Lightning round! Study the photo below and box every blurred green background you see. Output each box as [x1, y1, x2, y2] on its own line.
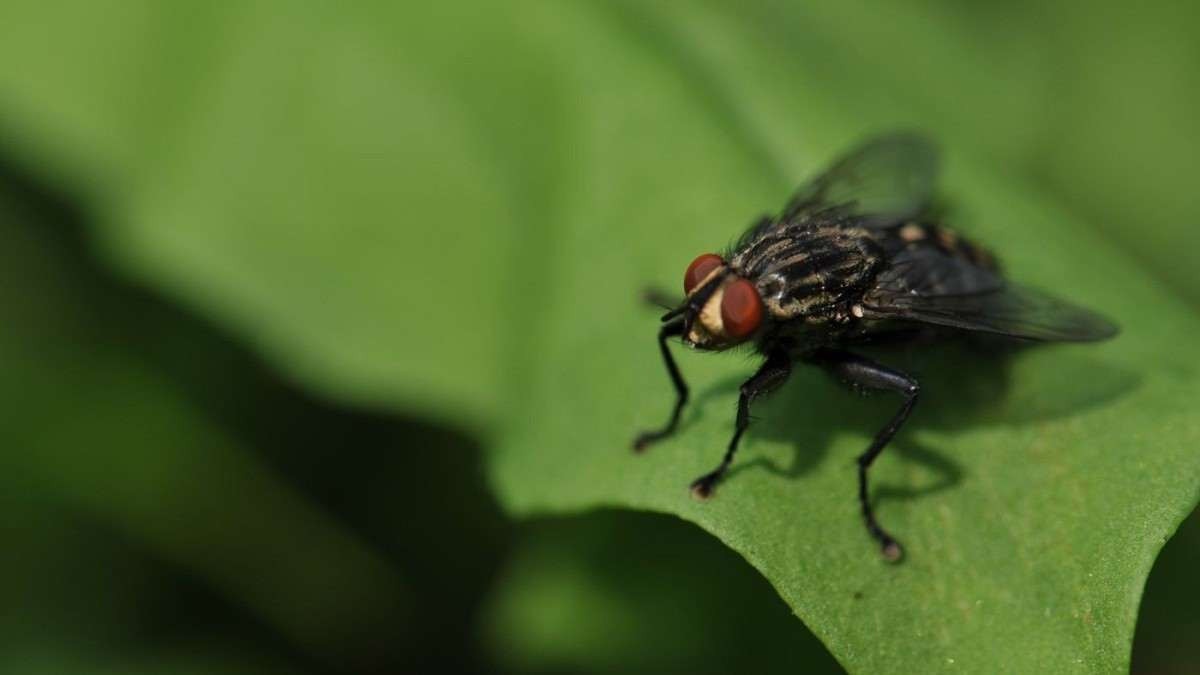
[0, 1, 1197, 673]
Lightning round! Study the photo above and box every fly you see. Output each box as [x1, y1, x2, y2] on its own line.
[633, 133, 1117, 562]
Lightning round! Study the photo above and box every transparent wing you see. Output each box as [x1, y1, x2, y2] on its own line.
[864, 249, 1117, 342]
[782, 132, 939, 228]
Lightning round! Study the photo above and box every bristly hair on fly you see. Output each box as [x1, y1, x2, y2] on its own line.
[632, 132, 1117, 562]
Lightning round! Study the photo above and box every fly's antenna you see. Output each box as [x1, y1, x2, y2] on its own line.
[660, 305, 688, 322]
[641, 288, 681, 313]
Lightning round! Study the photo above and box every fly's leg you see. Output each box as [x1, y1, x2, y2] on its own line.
[812, 349, 919, 562]
[633, 319, 688, 451]
[690, 351, 792, 499]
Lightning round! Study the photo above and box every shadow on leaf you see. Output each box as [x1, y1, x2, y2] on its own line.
[679, 335, 1139, 507]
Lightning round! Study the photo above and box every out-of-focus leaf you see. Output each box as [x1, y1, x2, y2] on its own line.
[1025, 1, 1200, 305]
[0, 187, 409, 668]
[0, 649, 293, 675]
[0, 3, 546, 428]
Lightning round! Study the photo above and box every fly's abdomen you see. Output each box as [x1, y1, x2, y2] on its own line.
[894, 222, 998, 272]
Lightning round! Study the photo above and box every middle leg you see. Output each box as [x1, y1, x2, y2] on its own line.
[810, 348, 920, 562]
[690, 350, 792, 499]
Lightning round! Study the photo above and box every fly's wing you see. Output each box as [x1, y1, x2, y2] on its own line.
[782, 132, 939, 228]
[863, 248, 1118, 342]
[734, 133, 938, 250]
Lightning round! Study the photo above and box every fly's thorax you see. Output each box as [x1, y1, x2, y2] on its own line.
[732, 225, 882, 324]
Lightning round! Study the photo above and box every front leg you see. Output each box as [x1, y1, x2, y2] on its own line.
[690, 351, 792, 499]
[811, 349, 920, 562]
[633, 318, 688, 451]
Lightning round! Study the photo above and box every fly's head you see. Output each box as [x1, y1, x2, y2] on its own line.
[665, 253, 764, 350]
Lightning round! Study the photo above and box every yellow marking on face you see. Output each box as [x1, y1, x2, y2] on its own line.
[683, 265, 729, 346]
[691, 283, 727, 343]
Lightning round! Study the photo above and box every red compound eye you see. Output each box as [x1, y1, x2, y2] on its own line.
[720, 278, 763, 340]
[684, 253, 724, 294]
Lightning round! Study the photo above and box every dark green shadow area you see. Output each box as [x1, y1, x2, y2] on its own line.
[482, 509, 844, 675]
[1133, 509, 1200, 674]
[683, 336, 1138, 505]
[0, 156, 508, 673]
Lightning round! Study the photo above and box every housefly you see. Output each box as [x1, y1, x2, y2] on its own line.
[633, 133, 1117, 561]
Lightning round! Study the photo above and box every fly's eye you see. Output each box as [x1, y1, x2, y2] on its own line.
[684, 253, 724, 294]
[720, 278, 763, 340]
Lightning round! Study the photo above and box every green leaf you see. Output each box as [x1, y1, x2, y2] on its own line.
[480, 7, 1200, 672]
[1, 1, 1198, 673]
